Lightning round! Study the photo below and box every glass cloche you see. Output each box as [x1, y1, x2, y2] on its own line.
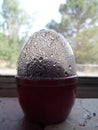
[17, 29, 76, 79]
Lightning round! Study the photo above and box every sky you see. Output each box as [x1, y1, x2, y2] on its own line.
[0, 0, 65, 34]
[18, 0, 65, 34]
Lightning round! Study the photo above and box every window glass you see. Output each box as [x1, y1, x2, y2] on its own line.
[0, 0, 98, 76]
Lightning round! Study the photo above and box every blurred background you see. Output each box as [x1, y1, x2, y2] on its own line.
[0, 0, 98, 76]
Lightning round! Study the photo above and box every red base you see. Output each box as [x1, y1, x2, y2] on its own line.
[16, 76, 77, 125]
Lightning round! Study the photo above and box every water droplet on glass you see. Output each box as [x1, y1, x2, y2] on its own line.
[50, 36, 55, 41]
[53, 64, 56, 67]
[38, 49, 42, 53]
[39, 57, 43, 62]
[34, 58, 37, 60]
[45, 56, 48, 59]
[65, 72, 68, 76]
[41, 32, 46, 37]
[50, 54, 53, 58]
[34, 42, 37, 45]
[33, 58, 37, 63]
[42, 52, 45, 55]
[69, 65, 72, 70]
[47, 43, 51, 47]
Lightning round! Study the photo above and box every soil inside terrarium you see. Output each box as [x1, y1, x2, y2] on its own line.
[25, 58, 68, 79]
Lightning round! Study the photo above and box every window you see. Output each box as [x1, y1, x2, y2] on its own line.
[0, 0, 98, 97]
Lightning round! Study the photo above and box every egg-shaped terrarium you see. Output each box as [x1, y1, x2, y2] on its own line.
[16, 29, 77, 125]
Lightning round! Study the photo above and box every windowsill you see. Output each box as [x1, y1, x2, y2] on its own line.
[0, 98, 98, 130]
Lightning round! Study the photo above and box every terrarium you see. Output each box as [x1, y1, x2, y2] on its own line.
[16, 29, 77, 124]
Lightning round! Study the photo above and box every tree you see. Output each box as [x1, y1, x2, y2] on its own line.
[0, 0, 32, 64]
[73, 27, 98, 64]
[46, 0, 98, 64]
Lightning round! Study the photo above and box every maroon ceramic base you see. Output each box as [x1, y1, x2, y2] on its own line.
[16, 76, 77, 125]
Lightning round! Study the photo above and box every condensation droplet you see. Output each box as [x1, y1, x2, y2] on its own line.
[69, 65, 72, 70]
[41, 32, 46, 37]
[34, 58, 37, 61]
[50, 54, 53, 58]
[38, 49, 42, 53]
[50, 36, 55, 41]
[33, 58, 37, 63]
[34, 42, 37, 45]
[39, 57, 43, 62]
[65, 71, 68, 76]
[42, 52, 45, 55]
[47, 43, 51, 47]
[53, 64, 56, 67]
[45, 56, 48, 59]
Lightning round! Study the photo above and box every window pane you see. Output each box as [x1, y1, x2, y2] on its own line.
[0, 0, 98, 76]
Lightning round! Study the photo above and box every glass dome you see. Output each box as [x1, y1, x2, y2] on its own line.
[17, 29, 76, 79]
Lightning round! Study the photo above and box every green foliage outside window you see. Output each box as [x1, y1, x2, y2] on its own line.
[0, 0, 31, 65]
[46, 0, 98, 64]
[0, 0, 98, 65]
